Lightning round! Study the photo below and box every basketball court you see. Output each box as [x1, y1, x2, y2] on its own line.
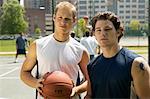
[0, 52, 148, 99]
[0, 56, 35, 99]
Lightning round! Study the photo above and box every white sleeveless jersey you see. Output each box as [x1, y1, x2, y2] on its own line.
[36, 34, 86, 85]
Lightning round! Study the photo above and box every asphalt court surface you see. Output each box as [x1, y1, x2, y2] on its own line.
[0, 53, 148, 99]
[0, 56, 35, 99]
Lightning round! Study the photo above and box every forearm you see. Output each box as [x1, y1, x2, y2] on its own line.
[75, 80, 88, 94]
[20, 71, 37, 88]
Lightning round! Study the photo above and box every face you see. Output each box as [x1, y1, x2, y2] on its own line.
[54, 6, 75, 34]
[94, 20, 120, 48]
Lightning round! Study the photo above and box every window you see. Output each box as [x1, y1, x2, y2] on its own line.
[101, 6, 105, 8]
[138, 5, 145, 8]
[126, 5, 130, 8]
[138, 16, 145, 19]
[132, 0, 136, 2]
[126, 16, 130, 18]
[94, 0, 99, 3]
[119, 11, 124, 13]
[79, 1, 86, 4]
[132, 16, 136, 18]
[138, 10, 145, 14]
[101, 0, 105, 3]
[79, 11, 87, 15]
[79, 6, 86, 10]
[139, 0, 145, 3]
[132, 10, 136, 13]
[126, 11, 130, 13]
[120, 5, 124, 8]
[95, 6, 99, 9]
[132, 5, 136, 8]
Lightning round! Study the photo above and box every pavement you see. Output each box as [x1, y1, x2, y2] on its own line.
[0, 56, 86, 99]
[0, 56, 35, 99]
[0, 39, 148, 99]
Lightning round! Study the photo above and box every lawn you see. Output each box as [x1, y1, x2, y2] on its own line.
[0, 40, 148, 58]
[0, 40, 16, 52]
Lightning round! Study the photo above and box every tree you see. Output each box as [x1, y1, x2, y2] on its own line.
[73, 18, 88, 38]
[35, 27, 41, 36]
[129, 20, 140, 30]
[0, 0, 28, 35]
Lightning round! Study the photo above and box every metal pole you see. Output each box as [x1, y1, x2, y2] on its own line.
[52, 0, 54, 33]
[148, 0, 150, 65]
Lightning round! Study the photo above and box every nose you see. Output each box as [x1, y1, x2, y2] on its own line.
[60, 19, 67, 25]
[101, 30, 107, 37]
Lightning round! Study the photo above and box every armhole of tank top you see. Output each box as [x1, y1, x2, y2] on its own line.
[130, 81, 139, 99]
[90, 55, 100, 69]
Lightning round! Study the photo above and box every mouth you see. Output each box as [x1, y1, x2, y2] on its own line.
[100, 38, 108, 41]
[60, 26, 66, 28]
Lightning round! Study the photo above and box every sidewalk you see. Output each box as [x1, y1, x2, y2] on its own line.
[0, 51, 28, 55]
[0, 52, 16, 55]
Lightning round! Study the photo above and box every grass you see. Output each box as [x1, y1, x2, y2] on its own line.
[0, 40, 148, 57]
[125, 46, 148, 50]
[0, 40, 16, 52]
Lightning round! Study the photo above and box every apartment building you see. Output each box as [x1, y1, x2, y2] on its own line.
[23, 0, 76, 36]
[77, 0, 148, 28]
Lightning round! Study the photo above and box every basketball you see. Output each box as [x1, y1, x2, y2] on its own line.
[41, 71, 74, 99]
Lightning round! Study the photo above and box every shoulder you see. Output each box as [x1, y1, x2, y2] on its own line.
[132, 57, 150, 73]
[120, 48, 140, 60]
[131, 57, 150, 81]
[36, 35, 52, 45]
[131, 57, 150, 98]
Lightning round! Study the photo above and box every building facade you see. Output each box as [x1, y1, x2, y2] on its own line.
[77, 0, 148, 28]
[1, 0, 149, 36]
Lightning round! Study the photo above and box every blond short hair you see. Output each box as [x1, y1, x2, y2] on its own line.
[54, 1, 77, 18]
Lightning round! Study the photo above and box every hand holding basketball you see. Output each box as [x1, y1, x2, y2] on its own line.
[40, 71, 74, 99]
[36, 77, 44, 94]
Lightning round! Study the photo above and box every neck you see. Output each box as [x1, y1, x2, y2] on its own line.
[53, 33, 69, 42]
[102, 45, 121, 58]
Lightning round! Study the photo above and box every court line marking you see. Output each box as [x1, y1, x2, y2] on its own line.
[0, 67, 19, 77]
[0, 77, 19, 79]
[0, 63, 22, 67]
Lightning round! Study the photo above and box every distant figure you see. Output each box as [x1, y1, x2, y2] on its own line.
[80, 31, 99, 60]
[70, 31, 80, 42]
[15, 33, 27, 62]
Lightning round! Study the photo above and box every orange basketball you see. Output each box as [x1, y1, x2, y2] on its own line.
[41, 71, 74, 99]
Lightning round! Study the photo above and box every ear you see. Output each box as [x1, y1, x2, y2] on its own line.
[53, 14, 55, 22]
[117, 27, 124, 37]
[73, 17, 77, 23]
[72, 17, 77, 26]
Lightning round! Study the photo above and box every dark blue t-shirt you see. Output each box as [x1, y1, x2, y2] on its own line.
[87, 48, 139, 98]
[16, 36, 26, 49]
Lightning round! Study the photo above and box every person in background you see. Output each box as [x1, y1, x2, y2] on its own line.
[15, 32, 28, 63]
[20, 1, 90, 99]
[70, 31, 80, 42]
[80, 31, 99, 60]
[86, 11, 150, 99]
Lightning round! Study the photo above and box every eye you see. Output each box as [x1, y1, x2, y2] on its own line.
[95, 29, 101, 32]
[105, 28, 111, 31]
[58, 17, 62, 20]
[64, 18, 71, 22]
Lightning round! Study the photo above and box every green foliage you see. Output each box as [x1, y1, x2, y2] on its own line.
[35, 27, 41, 35]
[129, 20, 140, 30]
[73, 18, 88, 38]
[0, 0, 28, 35]
[0, 40, 16, 52]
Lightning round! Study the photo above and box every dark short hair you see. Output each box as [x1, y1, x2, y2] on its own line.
[91, 11, 124, 42]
